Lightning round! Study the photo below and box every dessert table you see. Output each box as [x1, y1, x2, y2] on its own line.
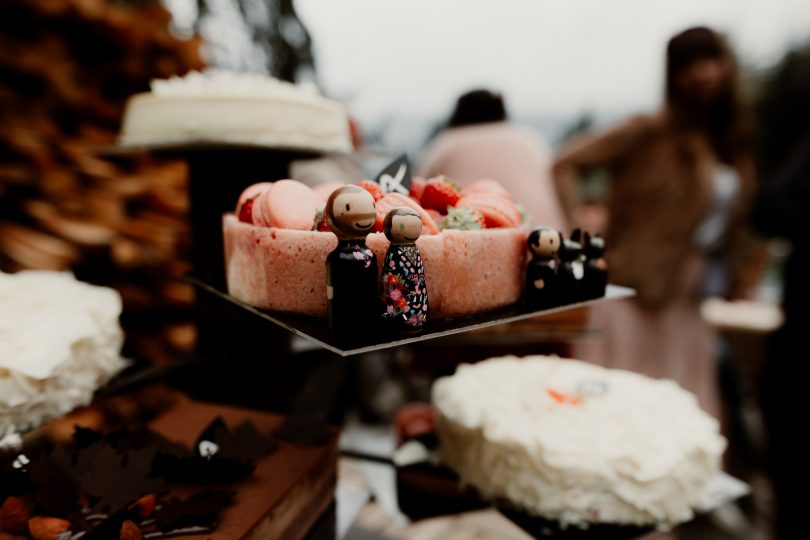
[104, 140, 705, 540]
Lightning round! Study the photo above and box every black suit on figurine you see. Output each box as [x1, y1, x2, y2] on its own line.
[524, 227, 563, 309]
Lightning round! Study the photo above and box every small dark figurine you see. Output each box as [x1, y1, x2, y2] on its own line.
[380, 207, 428, 332]
[557, 235, 585, 304]
[325, 185, 378, 334]
[524, 226, 563, 309]
[583, 232, 608, 299]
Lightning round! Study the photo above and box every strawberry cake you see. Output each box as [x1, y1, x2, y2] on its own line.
[223, 177, 528, 318]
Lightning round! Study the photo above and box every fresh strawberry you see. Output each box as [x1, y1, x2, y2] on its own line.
[421, 176, 461, 212]
[312, 208, 331, 232]
[374, 212, 385, 233]
[238, 197, 256, 224]
[456, 194, 521, 228]
[375, 193, 441, 235]
[409, 177, 426, 203]
[462, 178, 512, 199]
[440, 207, 485, 230]
[355, 180, 384, 202]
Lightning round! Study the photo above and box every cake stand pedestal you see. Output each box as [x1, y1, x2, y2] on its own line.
[109, 143, 327, 412]
[141, 143, 321, 286]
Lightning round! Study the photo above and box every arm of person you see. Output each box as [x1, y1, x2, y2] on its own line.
[552, 115, 651, 226]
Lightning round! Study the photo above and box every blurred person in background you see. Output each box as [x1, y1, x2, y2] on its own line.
[418, 89, 567, 230]
[553, 27, 756, 417]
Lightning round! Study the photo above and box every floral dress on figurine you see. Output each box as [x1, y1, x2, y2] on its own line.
[380, 208, 428, 332]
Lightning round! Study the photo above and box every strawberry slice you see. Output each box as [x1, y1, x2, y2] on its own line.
[456, 194, 521, 228]
[409, 177, 426, 203]
[462, 178, 513, 199]
[238, 197, 256, 224]
[375, 193, 441, 235]
[547, 388, 581, 405]
[421, 175, 461, 212]
[312, 208, 331, 232]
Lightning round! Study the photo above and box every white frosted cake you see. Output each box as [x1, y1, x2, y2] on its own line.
[119, 70, 352, 153]
[432, 356, 726, 529]
[0, 271, 126, 436]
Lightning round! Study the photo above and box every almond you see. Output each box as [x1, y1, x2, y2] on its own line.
[28, 517, 70, 540]
[120, 520, 142, 540]
[1, 496, 32, 535]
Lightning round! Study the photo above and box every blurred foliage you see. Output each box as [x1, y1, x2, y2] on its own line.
[194, 0, 314, 81]
[0, 0, 204, 363]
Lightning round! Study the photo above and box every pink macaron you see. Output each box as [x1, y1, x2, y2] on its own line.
[252, 179, 322, 230]
[237, 182, 275, 212]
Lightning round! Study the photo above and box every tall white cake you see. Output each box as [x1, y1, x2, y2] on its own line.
[0, 271, 126, 436]
[432, 356, 726, 528]
[119, 71, 352, 153]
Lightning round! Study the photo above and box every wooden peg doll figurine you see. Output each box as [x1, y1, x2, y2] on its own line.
[524, 226, 563, 309]
[557, 235, 585, 304]
[325, 185, 379, 334]
[583, 232, 608, 299]
[380, 207, 428, 333]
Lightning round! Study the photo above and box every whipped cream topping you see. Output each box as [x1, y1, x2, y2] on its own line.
[151, 70, 322, 102]
[0, 271, 126, 434]
[432, 356, 726, 528]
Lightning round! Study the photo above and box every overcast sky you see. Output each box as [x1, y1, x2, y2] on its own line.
[296, 0, 810, 132]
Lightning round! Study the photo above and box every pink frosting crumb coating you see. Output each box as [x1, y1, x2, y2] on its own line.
[223, 214, 527, 317]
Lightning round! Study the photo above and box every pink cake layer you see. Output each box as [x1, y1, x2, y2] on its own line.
[223, 214, 527, 318]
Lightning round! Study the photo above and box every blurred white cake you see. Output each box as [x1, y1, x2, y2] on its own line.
[0, 271, 126, 436]
[432, 356, 726, 529]
[119, 70, 352, 153]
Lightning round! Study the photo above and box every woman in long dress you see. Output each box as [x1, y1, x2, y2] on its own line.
[553, 27, 756, 417]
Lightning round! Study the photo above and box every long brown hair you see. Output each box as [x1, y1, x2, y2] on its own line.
[665, 27, 750, 164]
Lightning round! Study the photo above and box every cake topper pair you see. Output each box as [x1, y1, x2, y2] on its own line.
[324, 185, 427, 335]
[525, 227, 607, 309]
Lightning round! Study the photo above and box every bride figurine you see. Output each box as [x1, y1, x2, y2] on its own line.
[380, 207, 428, 333]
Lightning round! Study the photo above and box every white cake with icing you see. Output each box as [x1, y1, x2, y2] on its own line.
[119, 70, 351, 153]
[432, 356, 726, 528]
[0, 271, 126, 436]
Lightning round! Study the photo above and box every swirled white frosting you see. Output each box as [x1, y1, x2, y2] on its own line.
[0, 271, 126, 434]
[432, 356, 726, 528]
